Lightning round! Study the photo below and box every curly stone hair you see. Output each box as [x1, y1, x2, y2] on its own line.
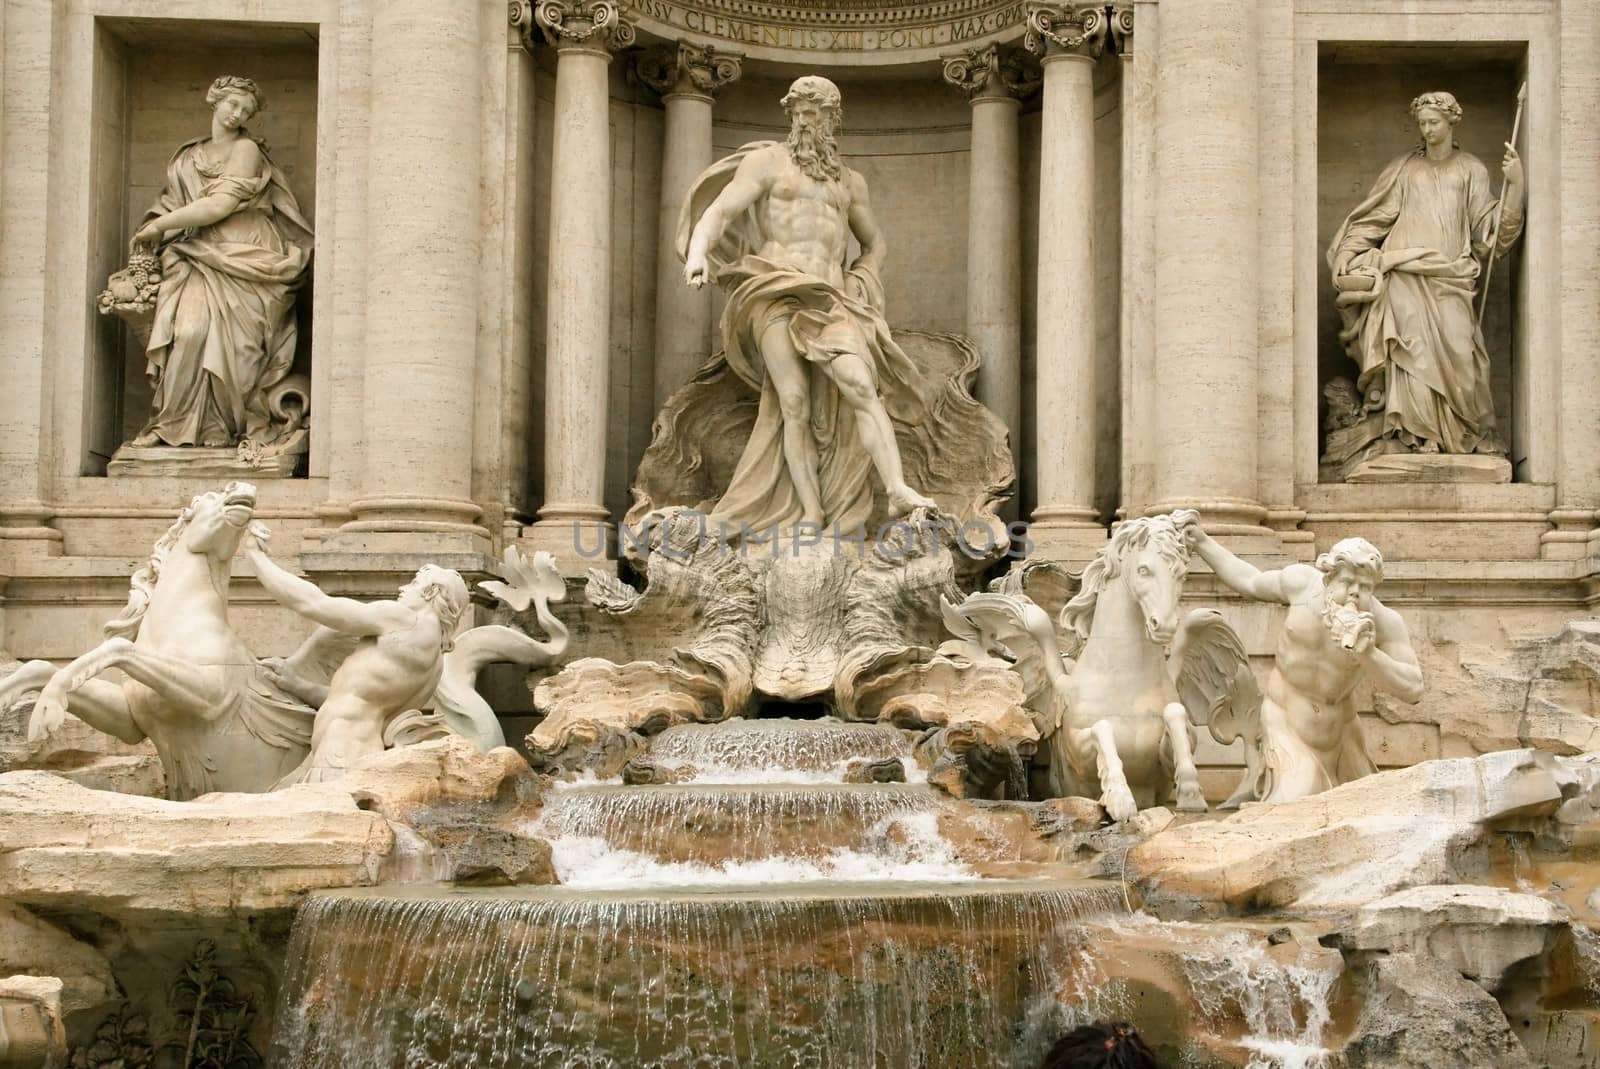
[1409, 90, 1462, 125]
[1316, 536, 1384, 582]
[205, 75, 264, 115]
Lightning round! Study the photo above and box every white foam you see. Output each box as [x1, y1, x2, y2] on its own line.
[545, 810, 978, 889]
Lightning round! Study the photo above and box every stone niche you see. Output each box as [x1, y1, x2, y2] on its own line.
[1315, 43, 1526, 484]
[85, 18, 319, 476]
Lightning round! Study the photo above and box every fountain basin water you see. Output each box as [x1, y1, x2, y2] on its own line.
[272, 879, 1126, 1069]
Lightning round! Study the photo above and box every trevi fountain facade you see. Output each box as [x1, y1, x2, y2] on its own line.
[2, 1, 1600, 1066]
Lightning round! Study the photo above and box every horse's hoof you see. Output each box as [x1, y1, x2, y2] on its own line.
[1103, 790, 1139, 824]
[1176, 788, 1208, 813]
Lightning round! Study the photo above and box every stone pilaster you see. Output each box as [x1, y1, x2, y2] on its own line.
[1547, 0, 1600, 560]
[517, 0, 634, 567]
[1115, 1, 1155, 520]
[638, 43, 743, 413]
[1146, 0, 1276, 548]
[1024, 3, 1108, 559]
[0, 0, 60, 561]
[328, 0, 490, 557]
[942, 46, 1037, 517]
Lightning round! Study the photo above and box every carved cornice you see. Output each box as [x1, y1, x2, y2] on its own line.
[510, 0, 637, 52]
[1023, 3, 1109, 60]
[1110, 4, 1133, 58]
[638, 0, 1021, 30]
[941, 44, 1041, 102]
[636, 42, 744, 98]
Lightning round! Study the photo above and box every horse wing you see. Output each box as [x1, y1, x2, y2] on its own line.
[939, 592, 1067, 719]
[1172, 608, 1261, 745]
[276, 625, 361, 690]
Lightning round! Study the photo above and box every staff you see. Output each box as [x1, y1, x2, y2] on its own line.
[1476, 81, 1527, 333]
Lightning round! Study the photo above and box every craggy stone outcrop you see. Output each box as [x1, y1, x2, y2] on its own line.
[1128, 749, 1567, 912]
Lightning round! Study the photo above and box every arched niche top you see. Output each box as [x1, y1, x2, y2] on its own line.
[627, 0, 1028, 66]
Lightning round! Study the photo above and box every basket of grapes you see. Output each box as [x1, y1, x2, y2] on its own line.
[97, 243, 161, 347]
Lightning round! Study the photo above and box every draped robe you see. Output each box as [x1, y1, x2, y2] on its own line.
[675, 143, 933, 535]
[139, 137, 313, 447]
[1327, 149, 1521, 455]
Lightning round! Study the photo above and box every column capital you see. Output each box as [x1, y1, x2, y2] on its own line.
[1110, 4, 1134, 58]
[1024, 3, 1110, 61]
[510, 0, 636, 53]
[940, 45, 1040, 103]
[635, 42, 744, 100]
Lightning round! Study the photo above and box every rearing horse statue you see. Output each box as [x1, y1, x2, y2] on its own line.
[0, 482, 314, 799]
[942, 510, 1261, 822]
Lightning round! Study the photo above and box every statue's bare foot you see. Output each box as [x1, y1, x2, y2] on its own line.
[1417, 439, 1441, 454]
[128, 432, 160, 448]
[202, 436, 230, 448]
[886, 485, 937, 519]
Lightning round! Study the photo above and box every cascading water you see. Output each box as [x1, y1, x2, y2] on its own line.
[271, 881, 1125, 1068]
[269, 717, 1345, 1066]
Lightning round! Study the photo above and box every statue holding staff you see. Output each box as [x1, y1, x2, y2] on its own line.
[1327, 90, 1524, 467]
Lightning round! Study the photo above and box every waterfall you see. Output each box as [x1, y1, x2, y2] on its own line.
[272, 882, 1126, 1069]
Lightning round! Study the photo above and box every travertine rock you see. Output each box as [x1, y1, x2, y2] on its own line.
[1382, 620, 1600, 758]
[332, 736, 540, 823]
[0, 976, 67, 1069]
[0, 770, 392, 915]
[1339, 884, 1564, 989]
[412, 824, 557, 886]
[0, 902, 116, 1017]
[1341, 953, 1530, 1068]
[1128, 749, 1565, 912]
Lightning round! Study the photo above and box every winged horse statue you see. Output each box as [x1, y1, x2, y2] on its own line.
[0, 482, 570, 800]
[941, 510, 1262, 822]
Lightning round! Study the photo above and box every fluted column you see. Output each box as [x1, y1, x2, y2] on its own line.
[1147, 0, 1274, 545]
[518, 1, 633, 564]
[332, 0, 488, 554]
[1025, 4, 1108, 558]
[638, 43, 742, 412]
[942, 46, 1037, 514]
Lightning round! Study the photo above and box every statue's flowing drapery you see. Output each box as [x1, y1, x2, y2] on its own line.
[1327, 150, 1521, 455]
[139, 138, 313, 447]
[676, 143, 943, 534]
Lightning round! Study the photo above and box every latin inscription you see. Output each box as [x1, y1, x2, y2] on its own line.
[630, 0, 1027, 51]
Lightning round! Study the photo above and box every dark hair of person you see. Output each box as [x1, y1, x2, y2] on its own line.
[1036, 1022, 1167, 1069]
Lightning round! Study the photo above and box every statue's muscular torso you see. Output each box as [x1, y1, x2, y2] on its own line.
[751, 146, 855, 287]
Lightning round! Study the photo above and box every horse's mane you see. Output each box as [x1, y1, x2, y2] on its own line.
[103, 496, 201, 640]
[1058, 513, 1191, 653]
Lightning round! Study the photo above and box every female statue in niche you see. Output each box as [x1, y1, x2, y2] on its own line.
[1326, 90, 1524, 472]
[121, 75, 313, 454]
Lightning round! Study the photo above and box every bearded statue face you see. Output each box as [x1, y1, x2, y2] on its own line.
[785, 97, 843, 182]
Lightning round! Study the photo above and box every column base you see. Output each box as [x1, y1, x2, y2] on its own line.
[1141, 498, 1290, 560]
[1024, 521, 1109, 564]
[298, 550, 500, 598]
[318, 495, 494, 557]
[1542, 509, 1599, 561]
[517, 515, 614, 577]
